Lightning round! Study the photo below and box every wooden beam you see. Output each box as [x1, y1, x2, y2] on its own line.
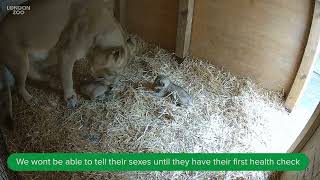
[288, 103, 320, 153]
[285, 0, 320, 111]
[175, 0, 194, 58]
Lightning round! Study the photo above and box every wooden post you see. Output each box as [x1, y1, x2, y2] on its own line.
[285, 0, 320, 111]
[175, 0, 194, 59]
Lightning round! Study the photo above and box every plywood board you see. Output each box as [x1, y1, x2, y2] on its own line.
[190, 0, 313, 93]
[126, 0, 178, 50]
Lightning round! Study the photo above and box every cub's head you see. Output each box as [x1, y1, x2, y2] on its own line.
[154, 75, 171, 90]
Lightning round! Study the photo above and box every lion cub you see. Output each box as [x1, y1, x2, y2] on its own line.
[80, 80, 108, 100]
[152, 75, 193, 107]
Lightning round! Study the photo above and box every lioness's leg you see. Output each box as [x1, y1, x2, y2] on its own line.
[6, 49, 32, 103]
[59, 53, 78, 108]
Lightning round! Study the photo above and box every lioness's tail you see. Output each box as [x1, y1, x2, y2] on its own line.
[0, 66, 14, 130]
[5, 66, 13, 129]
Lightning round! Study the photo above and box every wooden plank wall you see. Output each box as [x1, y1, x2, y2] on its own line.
[190, 0, 313, 93]
[126, 0, 178, 50]
[125, 0, 313, 93]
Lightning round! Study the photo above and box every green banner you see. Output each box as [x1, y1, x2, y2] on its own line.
[7, 153, 308, 172]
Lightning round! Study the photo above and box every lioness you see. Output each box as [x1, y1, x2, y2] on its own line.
[0, 0, 132, 108]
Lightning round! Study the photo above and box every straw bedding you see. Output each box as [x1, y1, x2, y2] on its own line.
[3, 37, 292, 179]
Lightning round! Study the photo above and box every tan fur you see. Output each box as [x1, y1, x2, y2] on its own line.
[0, 0, 131, 108]
[80, 40, 136, 100]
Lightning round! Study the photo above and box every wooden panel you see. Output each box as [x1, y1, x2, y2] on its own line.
[175, 0, 194, 58]
[126, 0, 178, 50]
[285, 0, 320, 111]
[281, 105, 320, 179]
[191, 0, 313, 92]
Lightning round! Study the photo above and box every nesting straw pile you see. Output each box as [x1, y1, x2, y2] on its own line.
[4, 37, 293, 179]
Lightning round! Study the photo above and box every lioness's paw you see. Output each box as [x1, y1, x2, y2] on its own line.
[26, 97, 40, 107]
[66, 95, 78, 109]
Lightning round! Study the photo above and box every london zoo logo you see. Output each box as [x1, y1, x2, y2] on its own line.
[7, 5, 30, 15]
